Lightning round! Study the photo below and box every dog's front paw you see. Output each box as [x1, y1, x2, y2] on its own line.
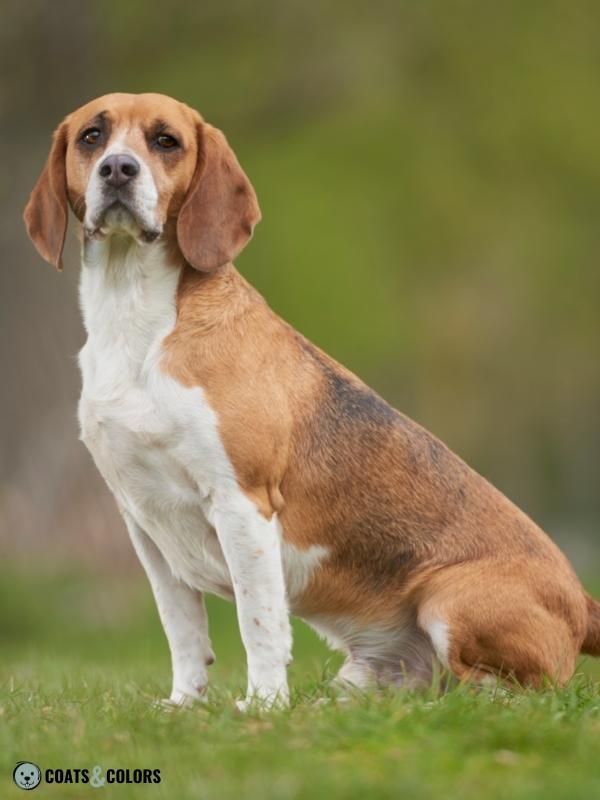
[154, 684, 207, 711]
[153, 697, 188, 712]
[236, 686, 289, 713]
[235, 696, 288, 713]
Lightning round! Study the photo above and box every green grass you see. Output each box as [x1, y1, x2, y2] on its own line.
[2, 568, 599, 799]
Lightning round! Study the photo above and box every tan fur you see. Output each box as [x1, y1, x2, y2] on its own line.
[23, 123, 69, 268]
[25, 93, 599, 689]
[582, 594, 600, 656]
[177, 125, 260, 271]
[23, 93, 259, 273]
[162, 264, 592, 689]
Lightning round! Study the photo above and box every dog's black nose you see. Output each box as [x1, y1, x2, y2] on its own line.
[98, 154, 140, 188]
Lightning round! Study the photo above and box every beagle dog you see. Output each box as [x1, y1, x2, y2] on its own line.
[24, 93, 600, 707]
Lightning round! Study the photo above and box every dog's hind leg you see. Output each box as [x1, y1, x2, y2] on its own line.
[417, 560, 586, 687]
[335, 620, 438, 691]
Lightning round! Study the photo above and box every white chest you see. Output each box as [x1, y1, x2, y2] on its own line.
[77, 239, 326, 608]
[77, 240, 235, 596]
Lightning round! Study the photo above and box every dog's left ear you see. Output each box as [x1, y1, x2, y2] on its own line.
[23, 121, 69, 271]
[177, 124, 261, 272]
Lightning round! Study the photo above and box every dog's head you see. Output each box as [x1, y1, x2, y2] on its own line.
[23, 93, 261, 271]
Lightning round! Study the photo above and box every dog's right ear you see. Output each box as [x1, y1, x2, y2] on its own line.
[23, 121, 69, 270]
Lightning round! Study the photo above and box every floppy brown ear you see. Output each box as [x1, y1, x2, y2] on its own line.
[177, 124, 261, 272]
[23, 122, 69, 270]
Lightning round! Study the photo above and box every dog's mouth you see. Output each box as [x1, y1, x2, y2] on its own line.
[85, 198, 162, 244]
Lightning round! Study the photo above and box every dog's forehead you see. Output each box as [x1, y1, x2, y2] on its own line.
[66, 93, 200, 135]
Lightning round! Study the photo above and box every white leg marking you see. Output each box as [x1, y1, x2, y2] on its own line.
[124, 512, 215, 706]
[211, 500, 291, 708]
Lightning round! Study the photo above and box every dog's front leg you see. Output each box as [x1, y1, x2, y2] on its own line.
[211, 497, 291, 708]
[123, 512, 215, 707]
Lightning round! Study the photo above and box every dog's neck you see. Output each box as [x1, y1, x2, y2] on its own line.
[79, 233, 181, 374]
[79, 232, 261, 367]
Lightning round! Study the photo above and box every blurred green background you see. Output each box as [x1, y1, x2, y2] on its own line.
[1, 1, 598, 637]
[2, 6, 600, 797]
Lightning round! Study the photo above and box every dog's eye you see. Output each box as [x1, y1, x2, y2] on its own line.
[81, 128, 101, 145]
[155, 134, 179, 150]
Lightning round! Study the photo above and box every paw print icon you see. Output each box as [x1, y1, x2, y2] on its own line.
[13, 762, 42, 791]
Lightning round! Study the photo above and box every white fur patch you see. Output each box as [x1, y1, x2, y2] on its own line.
[307, 614, 439, 687]
[282, 541, 329, 604]
[420, 618, 450, 669]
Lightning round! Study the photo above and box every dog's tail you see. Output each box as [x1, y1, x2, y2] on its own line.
[581, 593, 600, 656]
